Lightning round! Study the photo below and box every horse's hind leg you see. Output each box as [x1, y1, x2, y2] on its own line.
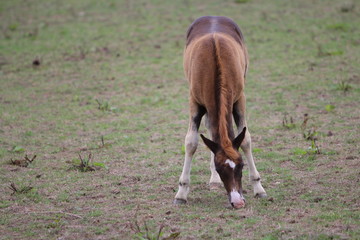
[233, 97, 267, 198]
[205, 114, 222, 190]
[174, 101, 205, 204]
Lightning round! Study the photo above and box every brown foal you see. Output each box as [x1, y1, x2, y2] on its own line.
[174, 16, 267, 208]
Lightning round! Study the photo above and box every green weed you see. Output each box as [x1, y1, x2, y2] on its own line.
[131, 219, 180, 240]
[253, 148, 263, 153]
[303, 128, 318, 141]
[8, 23, 18, 31]
[95, 99, 119, 112]
[10, 146, 25, 153]
[8, 183, 33, 195]
[10, 155, 36, 167]
[335, 81, 352, 92]
[292, 148, 307, 156]
[282, 113, 296, 129]
[181, 145, 185, 154]
[308, 139, 321, 154]
[317, 44, 343, 57]
[68, 153, 106, 172]
[327, 23, 350, 32]
[45, 216, 63, 230]
[95, 99, 110, 111]
[325, 104, 335, 112]
[291, 139, 320, 157]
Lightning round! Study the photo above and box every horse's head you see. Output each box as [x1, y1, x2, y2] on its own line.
[200, 127, 246, 209]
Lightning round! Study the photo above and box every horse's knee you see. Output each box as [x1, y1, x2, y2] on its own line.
[240, 131, 252, 148]
[185, 132, 198, 154]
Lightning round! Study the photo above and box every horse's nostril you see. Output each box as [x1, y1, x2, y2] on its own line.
[231, 203, 235, 207]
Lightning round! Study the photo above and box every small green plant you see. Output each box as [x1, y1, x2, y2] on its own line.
[253, 148, 263, 153]
[8, 183, 33, 195]
[8, 23, 18, 31]
[131, 220, 180, 240]
[292, 147, 307, 155]
[335, 81, 352, 92]
[303, 128, 318, 141]
[308, 139, 321, 154]
[96, 99, 110, 111]
[10, 155, 36, 167]
[282, 113, 296, 129]
[68, 153, 106, 172]
[317, 44, 343, 57]
[24, 131, 33, 137]
[180, 145, 185, 154]
[95, 99, 119, 112]
[299, 113, 321, 156]
[45, 216, 63, 230]
[99, 136, 111, 148]
[325, 104, 335, 112]
[130, 209, 180, 240]
[10, 146, 25, 153]
[327, 23, 350, 32]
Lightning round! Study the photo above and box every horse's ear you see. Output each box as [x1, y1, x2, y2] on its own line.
[200, 134, 219, 154]
[233, 127, 247, 150]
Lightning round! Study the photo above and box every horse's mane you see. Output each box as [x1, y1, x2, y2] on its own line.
[213, 34, 240, 161]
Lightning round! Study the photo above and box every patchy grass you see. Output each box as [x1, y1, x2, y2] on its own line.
[0, 0, 359, 239]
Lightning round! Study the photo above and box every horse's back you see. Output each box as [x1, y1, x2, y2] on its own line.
[186, 16, 245, 47]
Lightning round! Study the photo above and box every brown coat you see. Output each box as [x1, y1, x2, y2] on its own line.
[184, 16, 249, 162]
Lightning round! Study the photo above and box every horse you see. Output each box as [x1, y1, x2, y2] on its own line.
[174, 16, 267, 209]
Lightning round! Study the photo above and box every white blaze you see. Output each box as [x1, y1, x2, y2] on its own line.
[225, 159, 236, 169]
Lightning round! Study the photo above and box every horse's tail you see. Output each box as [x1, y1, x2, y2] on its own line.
[213, 33, 240, 161]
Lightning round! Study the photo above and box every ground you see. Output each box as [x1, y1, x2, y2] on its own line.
[0, 0, 359, 239]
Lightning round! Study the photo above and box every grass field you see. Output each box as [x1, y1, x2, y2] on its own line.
[0, 0, 359, 239]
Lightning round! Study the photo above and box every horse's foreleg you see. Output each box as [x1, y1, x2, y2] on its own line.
[241, 129, 267, 198]
[174, 102, 205, 204]
[233, 98, 267, 198]
[205, 114, 222, 190]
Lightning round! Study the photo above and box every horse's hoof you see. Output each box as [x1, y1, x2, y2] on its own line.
[255, 192, 268, 198]
[209, 183, 222, 191]
[173, 199, 187, 205]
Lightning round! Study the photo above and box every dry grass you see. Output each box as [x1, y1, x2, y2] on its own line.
[0, 0, 359, 239]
